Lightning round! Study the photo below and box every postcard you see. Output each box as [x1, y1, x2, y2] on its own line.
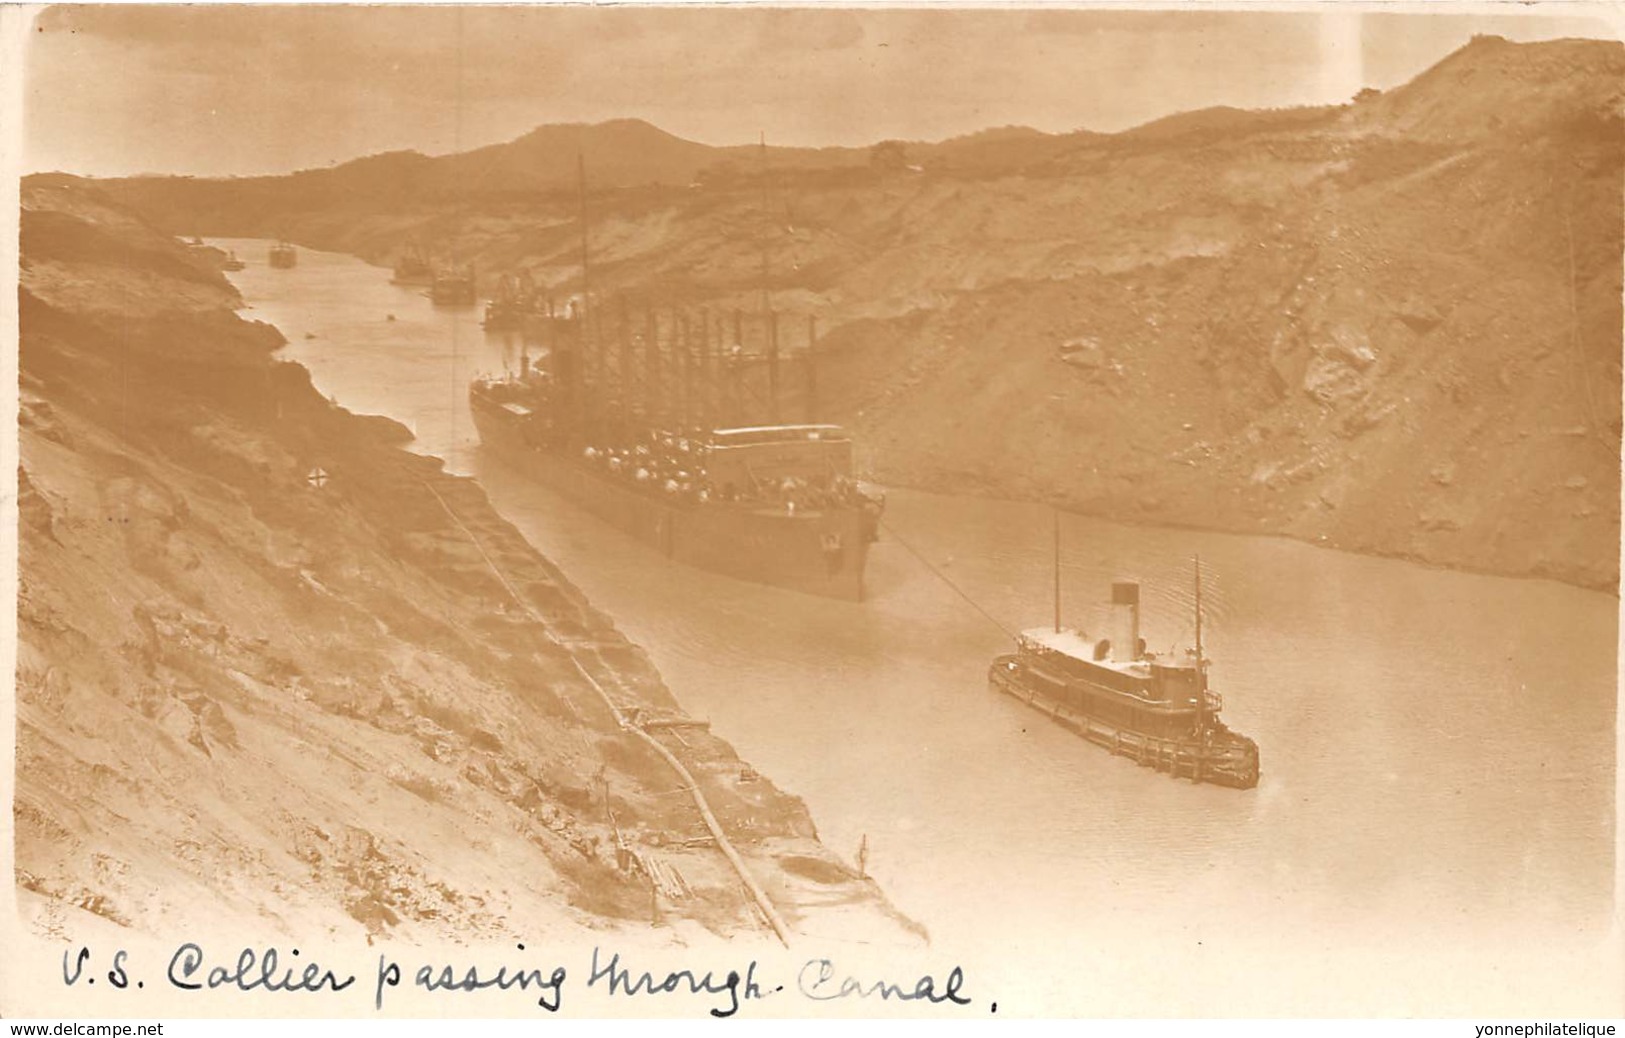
[4, 2, 1621, 1022]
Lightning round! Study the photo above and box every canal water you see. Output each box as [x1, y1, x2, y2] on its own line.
[219, 239, 1618, 1014]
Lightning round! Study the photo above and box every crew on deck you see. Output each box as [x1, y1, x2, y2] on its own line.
[577, 430, 866, 512]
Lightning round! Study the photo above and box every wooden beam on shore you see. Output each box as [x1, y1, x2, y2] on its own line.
[641, 717, 712, 731]
[415, 477, 793, 948]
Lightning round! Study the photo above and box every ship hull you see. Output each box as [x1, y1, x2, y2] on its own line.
[470, 394, 872, 600]
[989, 655, 1260, 789]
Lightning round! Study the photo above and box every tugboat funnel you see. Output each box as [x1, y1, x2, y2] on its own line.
[1109, 581, 1140, 662]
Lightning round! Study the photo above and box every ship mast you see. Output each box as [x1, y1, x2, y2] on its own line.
[1053, 509, 1062, 634]
[758, 131, 771, 315]
[758, 131, 781, 422]
[577, 152, 592, 318]
[576, 151, 595, 429]
[1193, 554, 1206, 735]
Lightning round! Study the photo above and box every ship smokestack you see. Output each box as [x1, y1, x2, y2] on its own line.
[1109, 581, 1140, 662]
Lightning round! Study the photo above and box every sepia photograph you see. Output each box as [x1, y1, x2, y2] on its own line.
[2, 0, 1621, 1022]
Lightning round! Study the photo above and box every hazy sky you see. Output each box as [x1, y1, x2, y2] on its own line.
[20, 3, 1622, 177]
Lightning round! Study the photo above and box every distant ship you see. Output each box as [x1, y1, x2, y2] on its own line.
[391, 240, 435, 287]
[482, 270, 543, 332]
[989, 552, 1261, 789]
[220, 249, 245, 272]
[268, 241, 297, 269]
[429, 265, 477, 307]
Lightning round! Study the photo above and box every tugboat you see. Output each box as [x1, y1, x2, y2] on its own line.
[989, 547, 1260, 789]
[220, 249, 246, 272]
[268, 240, 297, 269]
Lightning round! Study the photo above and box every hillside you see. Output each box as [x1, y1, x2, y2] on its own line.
[14, 175, 914, 944]
[99, 35, 1625, 591]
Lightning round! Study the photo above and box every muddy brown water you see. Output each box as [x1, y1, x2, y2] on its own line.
[219, 238, 1616, 1012]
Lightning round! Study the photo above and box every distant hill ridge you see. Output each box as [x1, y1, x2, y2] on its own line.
[79, 33, 1625, 592]
[90, 34, 1623, 197]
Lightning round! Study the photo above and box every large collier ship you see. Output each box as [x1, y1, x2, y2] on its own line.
[990, 572, 1260, 788]
[468, 318, 884, 600]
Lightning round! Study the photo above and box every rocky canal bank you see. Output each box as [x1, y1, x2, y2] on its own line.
[14, 175, 915, 946]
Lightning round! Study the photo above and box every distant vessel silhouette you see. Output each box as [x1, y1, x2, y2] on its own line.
[390, 239, 435, 286]
[428, 265, 476, 307]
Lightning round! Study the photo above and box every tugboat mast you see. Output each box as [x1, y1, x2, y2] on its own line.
[1053, 510, 1062, 634]
[758, 131, 782, 422]
[576, 151, 592, 323]
[1194, 554, 1206, 736]
[576, 150, 597, 433]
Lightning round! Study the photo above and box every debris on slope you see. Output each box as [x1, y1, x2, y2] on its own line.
[15, 176, 916, 946]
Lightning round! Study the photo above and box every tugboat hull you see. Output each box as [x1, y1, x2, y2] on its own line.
[989, 654, 1260, 789]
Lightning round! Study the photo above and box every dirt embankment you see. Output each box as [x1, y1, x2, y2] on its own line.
[104, 36, 1625, 592]
[15, 174, 915, 946]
